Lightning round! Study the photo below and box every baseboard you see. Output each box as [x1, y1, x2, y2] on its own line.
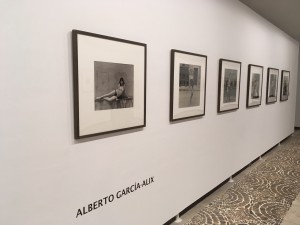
[163, 155, 262, 225]
[163, 134, 294, 225]
[163, 177, 229, 225]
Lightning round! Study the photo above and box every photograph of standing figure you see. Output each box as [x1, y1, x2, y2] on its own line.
[282, 78, 288, 96]
[178, 63, 201, 108]
[246, 64, 263, 108]
[251, 74, 260, 99]
[269, 74, 277, 97]
[218, 58, 241, 112]
[266, 68, 279, 104]
[170, 49, 207, 121]
[280, 70, 290, 101]
[223, 69, 237, 103]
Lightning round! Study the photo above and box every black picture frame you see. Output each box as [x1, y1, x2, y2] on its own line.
[280, 70, 290, 101]
[266, 67, 279, 104]
[218, 59, 242, 113]
[246, 64, 264, 108]
[170, 49, 207, 121]
[72, 30, 146, 139]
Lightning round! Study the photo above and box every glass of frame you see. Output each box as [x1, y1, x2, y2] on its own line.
[170, 49, 207, 121]
[280, 70, 290, 101]
[218, 59, 241, 113]
[72, 30, 146, 139]
[246, 64, 263, 108]
[266, 68, 279, 104]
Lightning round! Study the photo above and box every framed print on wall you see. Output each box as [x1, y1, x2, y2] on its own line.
[246, 64, 263, 108]
[218, 59, 241, 113]
[266, 68, 279, 104]
[280, 70, 290, 101]
[72, 30, 146, 139]
[170, 49, 207, 121]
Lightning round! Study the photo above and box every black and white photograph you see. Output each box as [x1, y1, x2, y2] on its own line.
[94, 61, 134, 110]
[266, 68, 279, 104]
[170, 50, 207, 121]
[178, 63, 201, 108]
[223, 69, 238, 103]
[246, 64, 263, 108]
[280, 70, 290, 101]
[251, 74, 260, 98]
[72, 30, 146, 139]
[218, 59, 241, 112]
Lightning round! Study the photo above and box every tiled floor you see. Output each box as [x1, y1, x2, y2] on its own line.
[171, 131, 300, 225]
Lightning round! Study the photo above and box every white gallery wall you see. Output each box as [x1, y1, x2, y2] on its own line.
[296, 47, 300, 127]
[1, 0, 299, 225]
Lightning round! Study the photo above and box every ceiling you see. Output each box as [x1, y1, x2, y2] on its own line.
[239, 0, 300, 42]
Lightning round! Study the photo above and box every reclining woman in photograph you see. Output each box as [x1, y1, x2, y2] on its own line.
[96, 77, 126, 102]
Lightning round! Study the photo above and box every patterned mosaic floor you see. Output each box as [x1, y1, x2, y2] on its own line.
[184, 132, 300, 225]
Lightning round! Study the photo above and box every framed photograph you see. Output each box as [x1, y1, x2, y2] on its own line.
[218, 59, 241, 113]
[280, 70, 290, 101]
[266, 68, 279, 104]
[72, 30, 146, 139]
[246, 64, 263, 108]
[170, 49, 207, 121]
